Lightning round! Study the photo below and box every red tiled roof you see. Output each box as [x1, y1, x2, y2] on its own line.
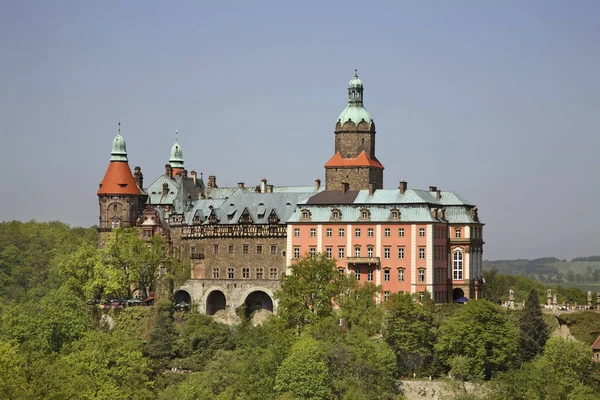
[97, 161, 141, 195]
[324, 151, 384, 169]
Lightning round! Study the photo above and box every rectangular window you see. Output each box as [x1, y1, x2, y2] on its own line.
[367, 228, 373, 237]
[256, 268, 263, 280]
[367, 269, 373, 281]
[419, 228, 425, 237]
[398, 268, 405, 282]
[293, 247, 300, 259]
[398, 228, 404, 237]
[384, 247, 390, 259]
[228, 245, 234, 254]
[338, 247, 345, 259]
[310, 228, 316, 237]
[212, 267, 220, 279]
[354, 247, 361, 257]
[419, 247, 425, 259]
[213, 244, 219, 254]
[367, 247, 374, 257]
[398, 247, 405, 259]
[270, 268, 278, 279]
[384, 228, 390, 237]
[418, 269, 425, 282]
[355, 228, 361, 237]
[455, 228, 461, 238]
[326, 228, 332, 237]
[242, 267, 250, 279]
[294, 228, 300, 237]
[256, 245, 263, 254]
[309, 248, 316, 258]
[384, 291, 390, 302]
[339, 228, 345, 237]
[325, 247, 332, 258]
[355, 268, 360, 281]
[243, 244, 249, 254]
[384, 269, 390, 282]
[227, 267, 234, 279]
[191, 246, 196, 255]
[270, 245, 277, 254]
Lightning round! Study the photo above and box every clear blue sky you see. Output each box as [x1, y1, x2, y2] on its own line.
[1, 1, 599, 260]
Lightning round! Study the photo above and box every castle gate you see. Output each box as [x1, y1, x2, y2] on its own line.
[176, 279, 280, 323]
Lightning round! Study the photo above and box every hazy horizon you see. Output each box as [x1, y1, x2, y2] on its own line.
[1, 1, 599, 260]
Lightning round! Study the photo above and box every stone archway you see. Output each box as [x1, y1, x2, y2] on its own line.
[174, 290, 191, 304]
[244, 291, 274, 316]
[453, 288, 465, 302]
[206, 290, 226, 315]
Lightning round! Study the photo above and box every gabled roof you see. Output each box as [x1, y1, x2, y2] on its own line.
[324, 151, 384, 169]
[591, 335, 600, 350]
[97, 161, 141, 195]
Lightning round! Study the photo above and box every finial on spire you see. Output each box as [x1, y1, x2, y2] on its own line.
[175, 129, 178, 141]
[118, 121, 121, 135]
[354, 68, 358, 77]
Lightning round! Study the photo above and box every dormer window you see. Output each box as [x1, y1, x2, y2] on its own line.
[330, 208, 342, 221]
[300, 209, 311, 221]
[390, 208, 400, 220]
[359, 208, 371, 221]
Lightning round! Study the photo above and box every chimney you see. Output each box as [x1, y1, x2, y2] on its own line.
[255, 185, 261, 193]
[266, 184, 274, 193]
[238, 182, 245, 188]
[162, 183, 169, 196]
[341, 182, 349, 193]
[429, 186, 437, 192]
[261, 178, 267, 193]
[368, 183, 376, 196]
[208, 175, 216, 188]
[190, 170, 197, 186]
[165, 164, 173, 178]
[315, 178, 321, 191]
[399, 181, 407, 194]
[436, 189, 441, 201]
[181, 169, 188, 178]
[133, 166, 143, 189]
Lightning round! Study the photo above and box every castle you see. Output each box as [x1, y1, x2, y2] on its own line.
[97, 71, 484, 320]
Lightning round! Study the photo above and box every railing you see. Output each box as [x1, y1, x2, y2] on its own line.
[347, 257, 380, 265]
[190, 253, 205, 260]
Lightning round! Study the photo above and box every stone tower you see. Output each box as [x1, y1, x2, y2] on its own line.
[324, 70, 384, 190]
[97, 123, 145, 243]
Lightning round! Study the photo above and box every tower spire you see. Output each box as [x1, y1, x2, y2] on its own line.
[169, 128, 185, 171]
[110, 121, 128, 162]
[348, 69, 364, 106]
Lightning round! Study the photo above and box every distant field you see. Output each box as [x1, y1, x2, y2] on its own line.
[553, 282, 600, 293]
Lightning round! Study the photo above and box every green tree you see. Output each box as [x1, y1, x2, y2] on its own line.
[144, 299, 177, 363]
[337, 274, 383, 336]
[0, 340, 30, 399]
[518, 288, 548, 363]
[276, 254, 342, 333]
[275, 334, 332, 400]
[435, 300, 518, 380]
[384, 292, 436, 375]
[38, 330, 153, 400]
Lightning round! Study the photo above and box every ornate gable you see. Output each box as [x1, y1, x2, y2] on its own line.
[389, 207, 401, 221]
[359, 207, 371, 221]
[300, 208, 312, 221]
[208, 209, 219, 224]
[268, 209, 280, 224]
[238, 207, 253, 224]
[330, 208, 342, 221]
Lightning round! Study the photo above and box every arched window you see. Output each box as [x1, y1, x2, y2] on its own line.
[453, 251, 463, 280]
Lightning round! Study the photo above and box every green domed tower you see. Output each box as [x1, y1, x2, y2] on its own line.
[169, 130, 185, 176]
[325, 70, 384, 190]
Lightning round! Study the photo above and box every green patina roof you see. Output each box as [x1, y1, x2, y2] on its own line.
[337, 105, 373, 125]
[337, 70, 373, 126]
[110, 123, 128, 162]
[170, 140, 184, 168]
